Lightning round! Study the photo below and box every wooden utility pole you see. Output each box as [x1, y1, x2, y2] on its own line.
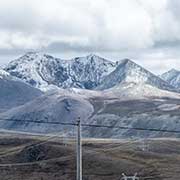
[76, 118, 82, 180]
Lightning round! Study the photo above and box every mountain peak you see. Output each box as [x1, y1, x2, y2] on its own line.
[86, 53, 99, 58]
[97, 57, 176, 92]
[85, 54, 107, 62]
[18, 51, 43, 62]
[15, 52, 59, 65]
[121, 58, 132, 63]
[23, 51, 41, 57]
[168, 68, 180, 73]
[161, 68, 180, 79]
[119, 58, 135, 66]
[160, 68, 180, 89]
[71, 54, 116, 66]
[25, 51, 38, 55]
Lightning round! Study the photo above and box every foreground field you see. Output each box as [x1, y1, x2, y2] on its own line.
[0, 133, 179, 180]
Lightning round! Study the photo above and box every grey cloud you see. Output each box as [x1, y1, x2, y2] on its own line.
[168, 0, 180, 18]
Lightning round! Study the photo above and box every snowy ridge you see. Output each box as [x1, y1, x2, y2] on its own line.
[106, 82, 180, 100]
[5, 52, 178, 93]
[5, 52, 118, 91]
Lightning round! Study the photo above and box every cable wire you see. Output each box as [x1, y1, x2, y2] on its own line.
[0, 117, 180, 134]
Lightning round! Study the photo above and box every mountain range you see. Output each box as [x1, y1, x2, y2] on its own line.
[5, 52, 118, 91]
[5, 52, 177, 92]
[1, 52, 180, 138]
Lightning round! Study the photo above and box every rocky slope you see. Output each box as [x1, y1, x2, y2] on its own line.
[0, 69, 42, 112]
[0, 90, 93, 133]
[1, 85, 180, 137]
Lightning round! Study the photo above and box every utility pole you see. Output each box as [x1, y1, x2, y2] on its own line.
[76, 118, 82, 180]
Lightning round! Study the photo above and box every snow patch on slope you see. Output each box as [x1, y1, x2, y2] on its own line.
[107, 82, 180, 100]
[158, 104, 180, 111]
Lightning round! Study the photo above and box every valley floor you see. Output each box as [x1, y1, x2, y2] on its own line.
[0, 133, 179, 180]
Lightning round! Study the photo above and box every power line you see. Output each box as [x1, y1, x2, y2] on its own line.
[0, 117, 180, 134]
[81, 123, 180, 134]
[0, 118, 76, 126]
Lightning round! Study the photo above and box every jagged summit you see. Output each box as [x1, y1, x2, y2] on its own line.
[119, 58, 132, 63]
[73, 53, 116, 65]
[162, 68, 180, 76]
[86, 53, 106, 61]
[21, 51, 41, 58]
[116, 58, 141, 68]
[15, 52, 58, 62]
[169, 68, 179, 73]
[86, 53, 99, 58]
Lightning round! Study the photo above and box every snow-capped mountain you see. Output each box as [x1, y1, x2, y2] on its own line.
[160, 69, 180, 89]
[5, 52, 177, 92]
[5, 52, 118, 91]
[1, 52, 180, 138]
[0, 69, 42, 112]
[97, 59, 176, 92]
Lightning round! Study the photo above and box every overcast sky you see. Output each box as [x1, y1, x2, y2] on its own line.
[0, 0, 180, 74]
